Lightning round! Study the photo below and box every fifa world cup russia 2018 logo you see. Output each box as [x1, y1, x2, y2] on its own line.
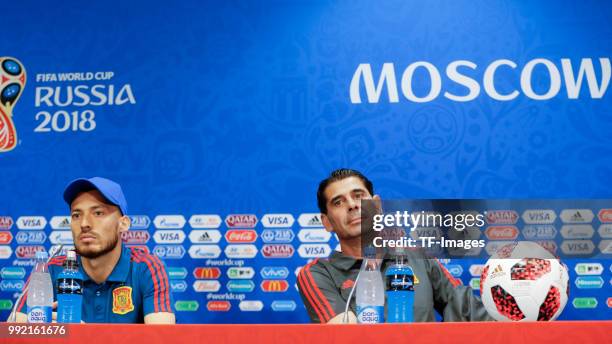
[0, 57, 26, 153]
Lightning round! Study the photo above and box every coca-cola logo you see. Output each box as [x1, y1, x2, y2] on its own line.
[225, 230, 257, 243]
[485, 226, 519, 240]
[225, 214, 257, 228]
[598, 209, 612, 223]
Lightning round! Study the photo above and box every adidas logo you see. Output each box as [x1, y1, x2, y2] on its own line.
[492, 265, 503, 274]
[571, 211, 584, 221]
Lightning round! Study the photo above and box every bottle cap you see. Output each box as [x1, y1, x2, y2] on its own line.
[35, 251, 49, 260]
[67, 250, 77, 260]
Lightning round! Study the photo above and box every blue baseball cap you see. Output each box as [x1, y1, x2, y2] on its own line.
[63, 177, 128, 215]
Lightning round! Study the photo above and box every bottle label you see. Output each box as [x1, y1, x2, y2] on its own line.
[356, 305, 384, 324]
[27, 305, 52, 323]
[57, 278, 83, 294]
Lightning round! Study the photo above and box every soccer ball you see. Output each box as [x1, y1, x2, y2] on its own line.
[480, 241, 569, 321]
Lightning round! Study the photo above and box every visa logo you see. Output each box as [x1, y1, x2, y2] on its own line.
[298, 244, 331, 258]
[262, 214, 294, 228]
[522, 210, 556, 224]
[153, 230, 185, 244]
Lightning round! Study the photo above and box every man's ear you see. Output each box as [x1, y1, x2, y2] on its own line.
[321, 214, 334, 233]
[118, 215, 131, 233]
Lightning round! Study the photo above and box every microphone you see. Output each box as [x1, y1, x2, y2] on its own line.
[7, 245, 64, 322]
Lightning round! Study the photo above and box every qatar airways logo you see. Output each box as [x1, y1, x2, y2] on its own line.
[350, 58, 610, 103]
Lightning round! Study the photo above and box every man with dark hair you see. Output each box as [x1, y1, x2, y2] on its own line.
[14, 177, 175, 323]
[298, 168, 490, 323]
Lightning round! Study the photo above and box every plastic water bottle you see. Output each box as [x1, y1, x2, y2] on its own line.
[26, 251, 53, 323]
[356, 258, 385, 323]
[385, 255, 415, 323]
[57, 250, 83, 323]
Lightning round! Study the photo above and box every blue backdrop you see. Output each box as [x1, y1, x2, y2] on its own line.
[0, 0, 611, 323]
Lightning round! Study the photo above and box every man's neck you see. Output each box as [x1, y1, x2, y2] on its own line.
[81, 244, 122, 284]
[339, 237, 361, 258]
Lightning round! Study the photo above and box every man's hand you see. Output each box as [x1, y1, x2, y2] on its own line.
[327, 311, 357, 324]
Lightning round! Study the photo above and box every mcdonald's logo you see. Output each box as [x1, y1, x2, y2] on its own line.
[260, 279, 289, 292]
[193, 267, 221, 279]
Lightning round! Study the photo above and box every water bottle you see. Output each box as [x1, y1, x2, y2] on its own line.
[355, 258, 385, 324]
[26, 251, 53, 323]
[57, 251, 83, 323]
[385, 255, 415, 323]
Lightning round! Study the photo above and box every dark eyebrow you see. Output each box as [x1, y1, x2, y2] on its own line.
[329, 195, 344, 205]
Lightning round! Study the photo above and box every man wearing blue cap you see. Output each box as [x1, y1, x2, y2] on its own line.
[15, 177, 175, 323]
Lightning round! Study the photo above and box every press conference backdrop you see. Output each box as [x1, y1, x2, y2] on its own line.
[1, 1, 611, 323]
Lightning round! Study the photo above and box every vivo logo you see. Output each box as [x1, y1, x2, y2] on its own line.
[170, 280, 188, 293]
[188, 245, 221, 259]
[261, 214, 295, 228]
[152, 245, 186, 259]
[16, 231, 47, 245]
[522, 210, 556, 224]
[189, 214, 222, 229]
[298, 244, 331, 258]
[0, 280, 24, 292]
[261, 229, 294, 243]
[298, 229, 331, 243]
[260, 266, 289, 280]
[129, 215, 151, 230]
[16, 216, 47, 230]
[153, 215, 186, 229]
[153, 230, 186, 244]
[350, 58, 611, 104]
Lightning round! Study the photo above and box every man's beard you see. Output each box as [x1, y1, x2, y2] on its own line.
[75, 231, 120, 259]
